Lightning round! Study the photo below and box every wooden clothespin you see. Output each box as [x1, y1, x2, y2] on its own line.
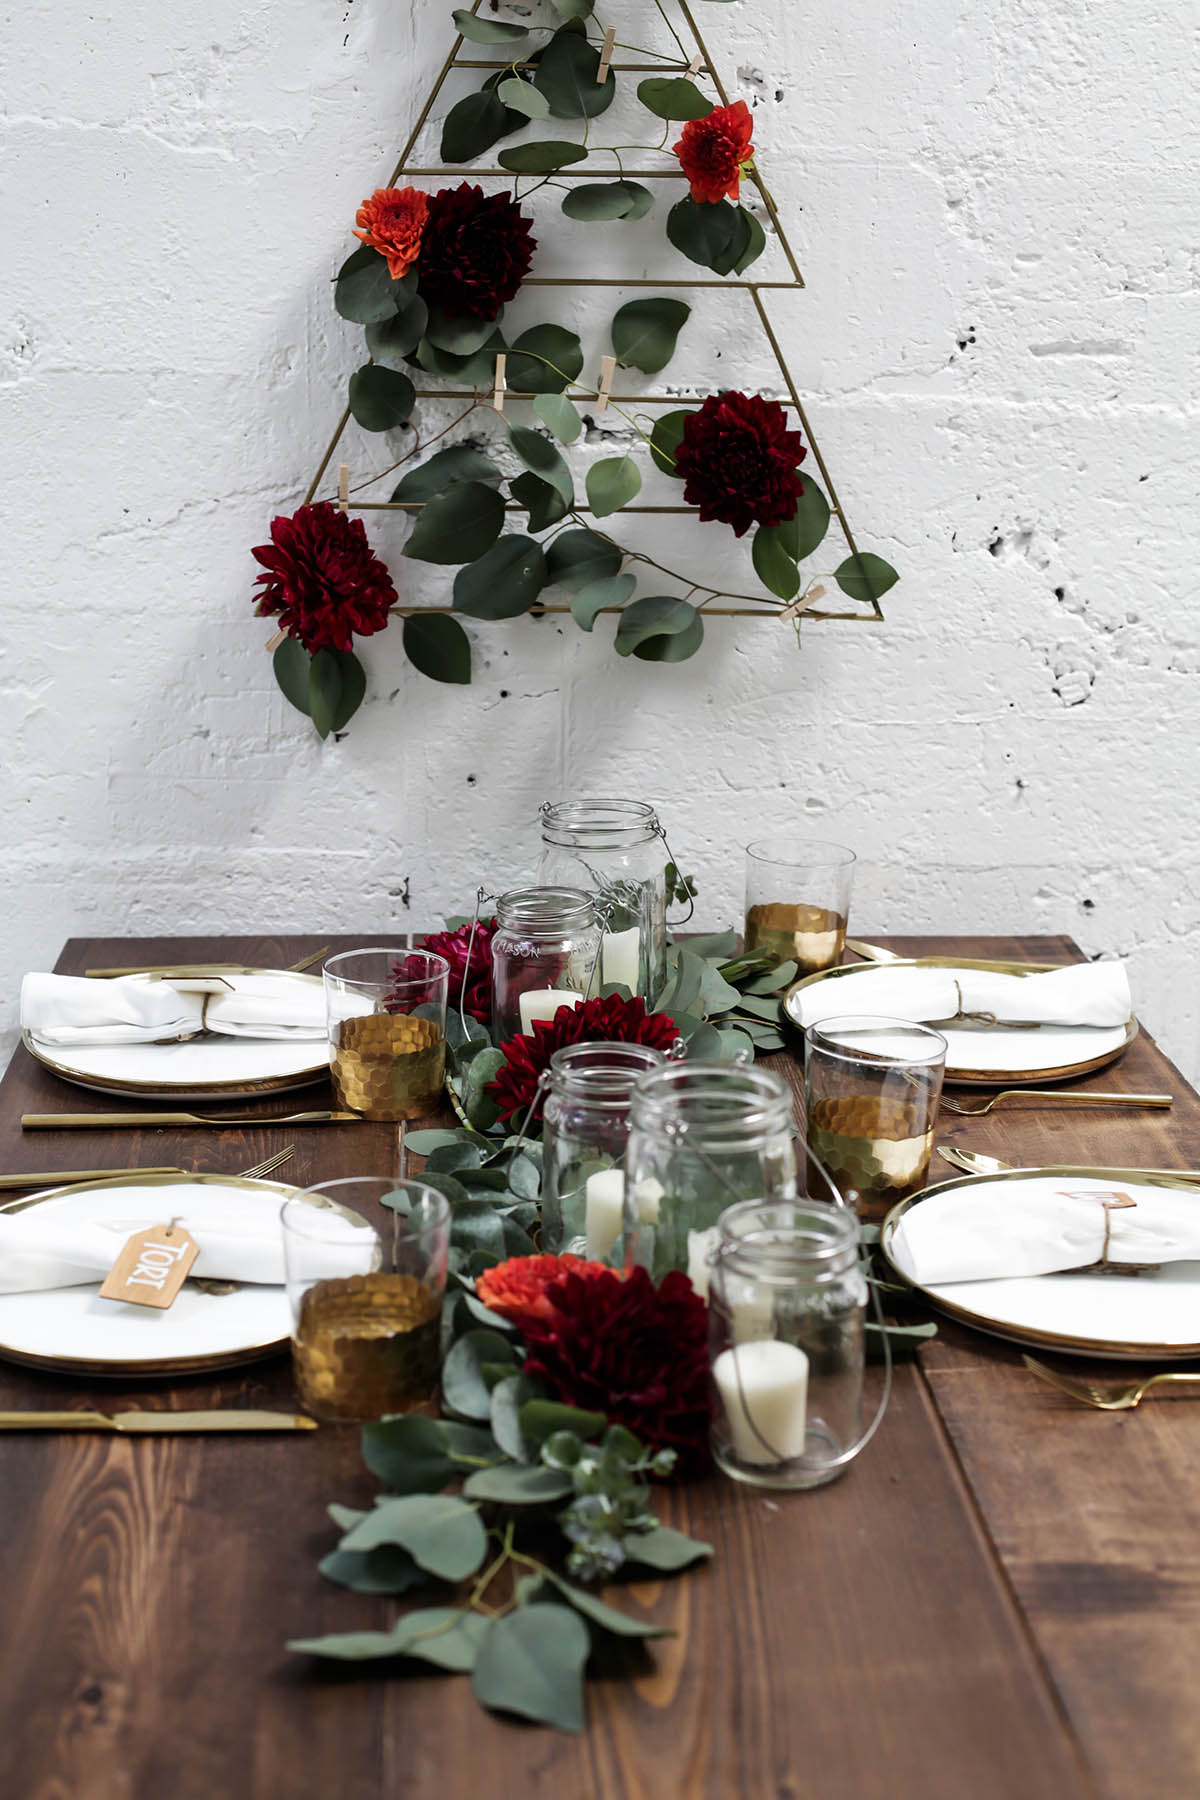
[780, 583, 826, 624]
[597, 26, 616, 82]
[265, 628, 287, 652]
[492, 351, 507, 414]
[336, 463, 350, 513]
[596, 354, 617, 414]
[686, 52, 703, 78]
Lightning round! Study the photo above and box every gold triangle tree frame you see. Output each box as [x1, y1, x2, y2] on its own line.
[268, 0, 894, 725]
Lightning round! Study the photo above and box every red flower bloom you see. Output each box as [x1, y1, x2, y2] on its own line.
[487, 994, 680, 1126]
[352, 186, 429, 279]
[251, 502, 397, 653]
[417, 182, 536, 321]
[521, 1265, 712, 1476]
[390, 919, 497, 1023]
[476, 1253, 612, 1327]
[673, 99, 755, 204]
[674, 391, 807, 537]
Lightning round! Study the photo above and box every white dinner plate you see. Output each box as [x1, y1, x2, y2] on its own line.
[24, 969, 330, 1100]
[882, 1165, 1200, 1359]
[0, 1173, 300, 1376]
[784, 957, 1136, 1086]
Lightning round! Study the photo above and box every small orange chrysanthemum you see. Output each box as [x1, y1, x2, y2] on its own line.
[673, 100, 755, 204]
[476, 1253, 615, 1329]
[352, 186, 430, 279]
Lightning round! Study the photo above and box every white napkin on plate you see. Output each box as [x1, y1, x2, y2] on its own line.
[794, 961, 1131, 1031]
[20, 972, 326, 1045]
[0, 1204, 376, 1294]
[889, 1176, 1200, 1285]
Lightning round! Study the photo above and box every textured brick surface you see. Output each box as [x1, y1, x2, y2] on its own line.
[3, 0, 1197, 1076]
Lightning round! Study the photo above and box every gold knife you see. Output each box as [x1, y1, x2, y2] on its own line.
[0, 1165, 186, 1190]
[937, 1145, 1200, 1181]
[0, 1410, 317, 1432]
[22, 1113, 358, 1130]
[83, 948, 331, 978]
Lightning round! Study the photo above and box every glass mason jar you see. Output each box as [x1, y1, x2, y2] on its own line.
[541, 1040, 671, 1262]
[623, 1062, 797, 1292]
[491, 887, 601, 1043]
[539, 798, 669, 1001]
[708, 1198, 866, 1491]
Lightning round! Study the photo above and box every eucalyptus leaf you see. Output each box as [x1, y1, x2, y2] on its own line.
[452, 9, 529, 41]
[506, 322, 584, 394]
[533, 27, 615, 120]
[348, 364, 415, 433]
[415, 331, 507, 385]
[714, 1024, 756, 1062]
[549, 0, 593, 14]
[508, 424, 574, 503]
[307, 649, 342, 740]
[614, 595, 703, 662]
[545, 527, 621, 591]
[422, 1141, 486, 1174]
[586, 455, 641, 518]
[570, 572, 635, 631]
[649, 408, 691, 477]
[507, 1152, 541, 1200]
[623, 1523, 714, 1572]
[423, 307, 501, 356]
[450, 1200, 507, 1262]
[391, 445, 503, 505]
[776, 478, 831, 560]
[334, 245, 412, 325]
[733, 205, 767, 273]
[403, 480, 505, 564]
[561, 180, 654, 221]
[361, 1414, 499, 1493]
[462, 1291, 520, 1333]
[462, 1465, 575, 1504]
[341, 1495, 488, 1581]
[666, 195, 740, 271]
[498, 139, 588, 174]
[533, 392, 583, 444]
[519, 1399, 607, 1448]
[610, 297, 691, 374]
[440, 87, 520, 162]
[636, 77, 713, 121]
[402, 612, 472, 684]
[547, 1574, 676, 1639]
[290, 1607, 489, 1672]
[272, 637, 311, 717]
[444, 1329, 517, 1421]
[489, 1371, 542, 1460]
[496, 75, 551, 118]
[834, 551, 899, 605]
[752, 525, 801, 601]
[319, 1545, 426, 1595]
[453, 535, 547, 619]
[472, 1605, 589, 1732]
[365, 295, 428, 366]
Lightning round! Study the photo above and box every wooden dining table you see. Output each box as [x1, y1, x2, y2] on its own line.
[3, 931, 1198, 1800]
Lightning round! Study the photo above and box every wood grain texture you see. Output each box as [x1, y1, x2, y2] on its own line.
[0, 935, 1131, 1799]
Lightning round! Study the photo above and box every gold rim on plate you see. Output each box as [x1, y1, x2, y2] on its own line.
[784, 957, 1137, 1086]
[0, 1171, 301, 1377]
[881, 1164, 1200, 1360]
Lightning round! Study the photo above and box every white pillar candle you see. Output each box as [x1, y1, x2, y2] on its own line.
[687, 1226, 720, 1302]
[584, 1167, 625, 1262]
[727, 1276, 775, 1345]
[633, 1176, 664, 1225]
[713, 1339, 809, 1466]
[601, 927, 641, 993]
[518, 987, 583, 1034]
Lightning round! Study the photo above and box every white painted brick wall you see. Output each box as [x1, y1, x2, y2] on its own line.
[3, 0, 1198, 1077]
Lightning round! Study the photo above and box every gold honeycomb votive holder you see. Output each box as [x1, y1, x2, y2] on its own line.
[803, 1016, 947, 1221]
[744, 839, 856, 975]
[323, 947, 450, 1122]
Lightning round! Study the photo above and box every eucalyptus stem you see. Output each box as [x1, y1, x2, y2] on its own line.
[345, 400, 484, 496]
[567, 509, 782, 610]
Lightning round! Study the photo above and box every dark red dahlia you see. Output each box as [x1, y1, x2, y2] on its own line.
[251, 502, 397, 654]
[487, 993, 680, 1126]
[521, 1265, 712, 1477]
[674, 392, 807, 538]
[417, 182, 536, 321]
[388, 918, 497, 1023]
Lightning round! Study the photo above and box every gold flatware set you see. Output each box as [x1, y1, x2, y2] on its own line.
[22, 1111, 358, 1130]
[0, 1148, 296, 1193]
[0, 1409, 316, 1432]
[82, 947, 331, 979]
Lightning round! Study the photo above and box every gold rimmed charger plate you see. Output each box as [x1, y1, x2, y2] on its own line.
[881, 1164, 1200, 1361]
[0, 1171, 301, 1377]
[23, 969, 330, 1101]
[784, 957, 1137, 1086]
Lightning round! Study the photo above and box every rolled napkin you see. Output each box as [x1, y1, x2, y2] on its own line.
[0, 1202, 376, 1295]
[794, 960, 1131, 1032]
[21, 971, 326, 1045]
[890, 1176, 1200, 1286]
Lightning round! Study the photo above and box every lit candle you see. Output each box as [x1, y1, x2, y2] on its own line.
[687, 1226, 720, 1302]
[518, 987, 583, 1035]
[601, 927, 641, 993]
[634, 1176, 664, 1225]
[585, 1167, 625, 1262]
[712, 1339, 809, 1466]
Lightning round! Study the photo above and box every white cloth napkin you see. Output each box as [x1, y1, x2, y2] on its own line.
[889, 1177, 1200, 1285]
[0, 1203, 376, 1295]
[20, 972, 327, 1045]
[794, 961, 1131, 1031]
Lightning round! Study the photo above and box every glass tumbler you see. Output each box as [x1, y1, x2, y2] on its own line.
[539, 798, 670, 999]
[744, 838, 856, 974]
[323, 948, 449, 1121]
[281, 1178, 451, 1422]
[541, 1039, 670, 1262]
[804, 1015, 947, 1222]
[709, 1198, 867, 1490]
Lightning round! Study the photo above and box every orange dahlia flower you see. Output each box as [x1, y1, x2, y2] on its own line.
[476, 1253, 614, 1329]
[673, 99, 755, 204]
[352, 186, 430, 279]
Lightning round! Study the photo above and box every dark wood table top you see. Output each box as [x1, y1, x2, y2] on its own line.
[2, 933, 1196, 1800]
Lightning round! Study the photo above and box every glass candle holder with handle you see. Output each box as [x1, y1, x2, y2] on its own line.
[803, 1016, 947, 1223]
[490, 887, 601, 1043]
[281, 1179, 451, 1422]
[744, 838, 856, 974]
[323, 948, 449, 1121]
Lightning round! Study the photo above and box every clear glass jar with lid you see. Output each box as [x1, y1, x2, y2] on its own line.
[708, 1198, 867, 1490]
[490, 887, 601, 1043]
[622, 1062, 798, 1291]
[538, 798, 670, 1001]
[541, 1039, 672, 1261]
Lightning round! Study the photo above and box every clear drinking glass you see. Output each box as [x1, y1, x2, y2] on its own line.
[623, 1062, 798, 1293]
[281, 1178, 451, 1422]
[804, 1015, 947, 1223]
[709, 1197, 867, 1490]
[744, 838, 856, 974]
[490, 887, 601, 1043]
[539, 798, 670, 1000]
[323, 948, 449, 1121]
[541, 1039, 671, 1261]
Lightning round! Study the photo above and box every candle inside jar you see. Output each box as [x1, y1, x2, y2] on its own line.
[687, 1226, 720, 1302]
[518, 988, 583, 1035]
[601, 927, 641, 993]
[584, 1167, 625, 1262]
[713, 1339, 809, 1466]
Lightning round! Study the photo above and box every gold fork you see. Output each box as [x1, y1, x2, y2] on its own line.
[941, 1089, 1172, 1117]
[238, 1148, 295, 1180]
[1023, 1355, 1200, 1410]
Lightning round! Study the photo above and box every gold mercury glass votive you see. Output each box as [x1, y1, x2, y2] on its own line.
[744, 839, 856, 974]
[323, 947, 449, 1121]
[803, 1017, 947, 1222]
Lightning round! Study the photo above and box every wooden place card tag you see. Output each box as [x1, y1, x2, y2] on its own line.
[99, 1223, 199, 1310]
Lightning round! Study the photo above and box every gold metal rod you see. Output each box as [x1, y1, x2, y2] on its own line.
[303, 403, 351, 507]
[350, 502, 729, 514]
[399, 166, 692, 179]
[386, 5, 477, 187]
[524, 275, 799, 288]
[383, 603, 779, 618]
[454, 61, 707, 72]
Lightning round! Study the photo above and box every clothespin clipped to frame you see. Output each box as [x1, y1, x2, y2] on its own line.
[686, 51, 703, 77]
[780, 583, 826, 624]
[596, 354, 617, 415]
[596, 26, 616, 82]
[492, 351, 507, 415]
[336, 463, 350, 513]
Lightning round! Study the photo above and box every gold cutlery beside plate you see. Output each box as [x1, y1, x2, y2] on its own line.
[0, 1409, 317, 1432]
[21, 1111, 359, 1130]
[1022, 1357, 1200, 1411]
[0, 1165, 186, 1190]
[939, 1089, 1172, 1117]
[83, 947, 331, 978]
